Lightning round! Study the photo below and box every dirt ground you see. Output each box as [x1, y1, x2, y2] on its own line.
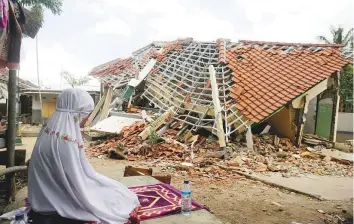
[89, 157, 353, 224]
[3, 138, 352, 224]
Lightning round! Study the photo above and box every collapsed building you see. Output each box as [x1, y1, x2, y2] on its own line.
[88, 38, 352, 147]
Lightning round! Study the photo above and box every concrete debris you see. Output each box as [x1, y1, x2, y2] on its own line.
[86, 122, 353, 179]
[260, 125, 271, 135]
[205, 151, 226, 159]
[302, 134, 334, 148]
[281, 173, 291, 178]
[86, 121, 219, 162]
[139, 107, 174, 140]
[228, 156, 243, 167]
[271, 201, 283, 207]
[90, 115, 142, 134]
[317, 209, 325, 214]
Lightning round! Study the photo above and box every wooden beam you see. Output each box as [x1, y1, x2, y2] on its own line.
[330, 71, 340, 142]
[209, 65, 226, 148]
[296, 94, 310, 146]
[86, 89, 107, 127]
[139, 107, 174, 140]
[292, 78, 330, 109]
[99, 88, 113, 121]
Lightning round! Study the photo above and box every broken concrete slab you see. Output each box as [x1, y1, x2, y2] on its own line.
[90, 115, 142, 134]
[320, 149, 353, 163]
[250, 172, 353, 200]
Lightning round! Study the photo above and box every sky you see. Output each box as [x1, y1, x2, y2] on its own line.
[19, 0, 353, 90]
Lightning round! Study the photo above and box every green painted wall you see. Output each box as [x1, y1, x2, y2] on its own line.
[315, 103, 333, 139]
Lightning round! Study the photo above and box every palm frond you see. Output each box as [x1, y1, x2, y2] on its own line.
[18, 0, 62, 15]
[317, 36, 332, 44]
[61, 71, 91, 87]
[343, 28, 354, 47]
[335, 27, 344, 44]
[22, 5, 44, 39]
[330, 26, 337, 38]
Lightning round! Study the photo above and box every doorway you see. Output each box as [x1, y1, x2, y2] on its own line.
[315, 97, 333, 139]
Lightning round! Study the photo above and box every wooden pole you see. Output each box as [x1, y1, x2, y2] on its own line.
[36, 35, 43, 124]
[208, 65, 226, 148]
[330, 71, 340, 142]
[6, 69, 17, 201]
[296, 94, 310, 147]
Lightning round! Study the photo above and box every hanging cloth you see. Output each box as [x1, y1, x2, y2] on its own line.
[0, 27, 8, 68]
[7, 0, 24, 69]
[0, 0, 9, 29]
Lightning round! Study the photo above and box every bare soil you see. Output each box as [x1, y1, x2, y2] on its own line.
[91, 157, 353, 224]
[2, 138, 352, 224]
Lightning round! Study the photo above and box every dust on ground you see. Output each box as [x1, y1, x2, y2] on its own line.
[90, 157, 353, 224]
[5, 137, 353, 224]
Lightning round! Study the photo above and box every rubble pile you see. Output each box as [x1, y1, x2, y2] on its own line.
[221, 135, 353, 177]
[86, 121, 210, 161]
[86, 122, 353, 179]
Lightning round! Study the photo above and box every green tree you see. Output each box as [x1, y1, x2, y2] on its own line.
[61, 71, 91, 88]
[339, 64, 353, 113]
[318, 26, 353, 113]
[318, 26, 353, 48]
[18, 0, 63, 38]
[18, 0, 63, 15]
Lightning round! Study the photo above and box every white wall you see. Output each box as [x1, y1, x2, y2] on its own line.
[31, 93, 58, 110]
[337, 112, 353, 133]
[32, 94, 41, 110]
[41, 94, 58, 103]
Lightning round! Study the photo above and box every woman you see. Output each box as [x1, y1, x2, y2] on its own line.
[28, 88, 140, 224]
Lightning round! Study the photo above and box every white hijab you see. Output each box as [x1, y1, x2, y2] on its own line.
[28, 88, 140, 224]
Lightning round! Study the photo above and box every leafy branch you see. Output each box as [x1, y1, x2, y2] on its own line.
[60, 71, 91, 88]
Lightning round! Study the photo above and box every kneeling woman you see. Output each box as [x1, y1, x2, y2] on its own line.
[28, 88, 140, 224]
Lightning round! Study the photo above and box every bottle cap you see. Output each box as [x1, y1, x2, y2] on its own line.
[184, 180, 189, 184]
[15, 210, 24, 220]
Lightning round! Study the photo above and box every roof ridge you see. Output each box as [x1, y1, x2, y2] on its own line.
[239, 40, 344, 48]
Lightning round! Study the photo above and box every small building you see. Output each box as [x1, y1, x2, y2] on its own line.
[0, 69, 38, 116]
[20, 89, 100, 124]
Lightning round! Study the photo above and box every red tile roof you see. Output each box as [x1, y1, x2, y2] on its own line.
[90, 38, 351, 128]
[152, 41, 184, 62]
[90, 58, 135, 77]
[227, 45, 350, 123]
[0, 68, 38, 89]
[239, 40, 344, 48]
[216, 38, 228, 64]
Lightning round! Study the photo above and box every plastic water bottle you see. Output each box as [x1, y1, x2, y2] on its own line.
[10, 210, 26, 224]
[181, 180, 192, 216]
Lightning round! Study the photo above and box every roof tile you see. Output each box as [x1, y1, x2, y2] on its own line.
[228, 45, 349, 122]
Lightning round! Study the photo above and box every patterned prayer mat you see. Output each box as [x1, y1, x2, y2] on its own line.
[129, 184, 204, 220]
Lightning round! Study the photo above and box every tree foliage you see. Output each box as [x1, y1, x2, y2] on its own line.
[18, 0, 63, 15]
[339, 64, 353, 113]
[318, 26, 353, 48]
[60, 71, 91, 88]
[318, 26, 353, 113]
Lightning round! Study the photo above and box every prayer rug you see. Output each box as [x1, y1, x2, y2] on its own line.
[129, 184, 204, 220]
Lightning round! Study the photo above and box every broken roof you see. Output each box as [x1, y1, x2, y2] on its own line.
[0, 68, 38, 89]
[228, 40, 351, 122]
[90, 41, 170, 89]
[90, 38, 351, 136]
